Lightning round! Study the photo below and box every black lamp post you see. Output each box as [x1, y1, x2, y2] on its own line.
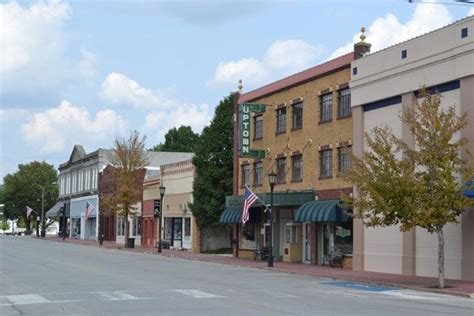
[60, 208, 66, 240]
[157, 185, 166, 253]
[267, 170, 277, 268]
[36, 215, 40, 237]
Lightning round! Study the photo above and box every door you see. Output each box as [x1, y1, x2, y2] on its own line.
[303, 223, 311, 263]
[173, 218, 183, 248]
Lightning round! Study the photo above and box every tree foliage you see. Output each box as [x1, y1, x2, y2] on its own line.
[103, 131, 148, 246]
[2, 161, 58, 232]
[150, 125, 201, 152]
[344, 89, 474, 288]
[190, 94, 234, 228]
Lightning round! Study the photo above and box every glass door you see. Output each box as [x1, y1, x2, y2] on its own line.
[173, 218, 183, 248]
[303, 223, 311, 263]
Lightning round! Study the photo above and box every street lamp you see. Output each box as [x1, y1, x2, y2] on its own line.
[36, 215, 40, 237]
[40, 181, 57, 238]
[267, 170, 277, 268]
[60, 207, 66, 240]
[157, 185, 166, 253]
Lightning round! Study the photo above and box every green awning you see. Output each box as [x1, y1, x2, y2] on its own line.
[219, 206, 242, 223]
[294, 199, 350, 223]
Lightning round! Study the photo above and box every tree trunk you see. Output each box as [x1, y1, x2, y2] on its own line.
[435, 228, 445, 288]
[124, 208, 129, 248]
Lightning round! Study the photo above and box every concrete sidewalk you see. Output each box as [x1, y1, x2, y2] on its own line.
[42, 236, 474, 298]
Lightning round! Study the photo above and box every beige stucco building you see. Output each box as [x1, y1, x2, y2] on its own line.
[350, 16, 474, 281]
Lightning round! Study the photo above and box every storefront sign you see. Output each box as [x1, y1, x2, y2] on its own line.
[238, 103, 266, 158]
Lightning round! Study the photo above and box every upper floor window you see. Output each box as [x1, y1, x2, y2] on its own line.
[276, 107, 286, 133]
[254, 162, 263, 186]
[276, 157, 286, 183]
[292, 102, 303, 130]
[291, 155, 303, 181]
[320, 93, 333, 122]
[338, 88, 351, 118]
[338, 146, 352, 173]
[241, 164, 250, 187]
[320, 149, 333, 178]
[254, 114, 263, 139]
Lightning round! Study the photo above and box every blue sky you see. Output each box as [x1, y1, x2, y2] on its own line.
[1, 0, 473, 182]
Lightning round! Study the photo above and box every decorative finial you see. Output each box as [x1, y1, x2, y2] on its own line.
[238, 79, 243, 93]
[360, 27, 366, 42]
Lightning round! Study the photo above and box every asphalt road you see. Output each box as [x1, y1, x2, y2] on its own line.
[0, 236, 472, 316]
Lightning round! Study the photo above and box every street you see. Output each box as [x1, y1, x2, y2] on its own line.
[0, 237, 472, 316]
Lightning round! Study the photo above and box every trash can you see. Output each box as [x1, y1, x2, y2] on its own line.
[126, 237, 135, 248]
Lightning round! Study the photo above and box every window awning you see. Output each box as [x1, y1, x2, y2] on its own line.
[219, 206, 242, 224]
[45, 202, 64, 218]
[294, 199, 350, 223]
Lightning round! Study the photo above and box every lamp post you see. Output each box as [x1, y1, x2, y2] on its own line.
[60, 208, 65, 240]
[267, 170, 277, 268]
[157, 185, 166, 253]
[36, 215, 40, 237]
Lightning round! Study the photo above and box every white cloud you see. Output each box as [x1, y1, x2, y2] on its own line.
[145, 103, 211, 132]
[330, 1, 453, 59]
[0, 1, 99, 100]
[468, 8, 474, 16]
[21, 100, 126, 154]
[100, 72, 175, 109]
[211, 39, 324, 87]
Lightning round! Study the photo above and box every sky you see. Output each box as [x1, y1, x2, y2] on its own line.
[1, 0, 474, 182]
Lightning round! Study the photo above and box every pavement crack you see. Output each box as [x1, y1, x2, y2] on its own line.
[11, 304, 26, 315]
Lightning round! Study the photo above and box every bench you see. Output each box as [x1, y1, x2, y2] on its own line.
[328, 250, 344, 268]
[255, 247, 269, 261]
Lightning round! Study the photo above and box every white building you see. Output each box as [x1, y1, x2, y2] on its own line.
[350, 16, 474, 281]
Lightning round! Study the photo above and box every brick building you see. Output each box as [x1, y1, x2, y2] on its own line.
[221, 38, 371, 266]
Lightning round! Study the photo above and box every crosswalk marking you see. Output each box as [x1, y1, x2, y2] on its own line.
[6, 294, 49, 305]
[169, 289, 224, 298]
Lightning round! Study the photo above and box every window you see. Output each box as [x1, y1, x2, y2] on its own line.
[254, 114, 263, 139]
[72, 172, 77, 193]
[292, 102, 303, 129]
[338, 88, 351, 118]
[84, 169, 90, 190]
[253, 162, 263, 185]
[241, 164, 250, 187]
[276, 107, 286, 133]
[352, 67, 358, 75]
[320, 149, 333, 178]
[334, 220, 353, 254]
[276, 157, 286, 183]
[240, 223, 256, 250]
[338, 146, 352, 173]
[320, 93, 332, 122]
[401, 49, 407, 59]
[291, 155, 303, 181]
[174, 218, 182, 239]
[132, 217, 141, 236]
[461, 27, 468, 38]
[117, 217, 125, 236]
[184, 217, 191, 237]
[164, 218, 172, 239]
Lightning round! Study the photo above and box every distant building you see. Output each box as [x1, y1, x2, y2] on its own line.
[350, 16, 474, 281]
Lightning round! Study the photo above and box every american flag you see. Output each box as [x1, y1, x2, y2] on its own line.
[26, 206, 34, 219]
[242, 185, 259, 224]
[84, 201, 95, 221]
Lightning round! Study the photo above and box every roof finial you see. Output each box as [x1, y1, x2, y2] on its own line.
[238, 79, 243, 93]
[360, 27, 366, 42]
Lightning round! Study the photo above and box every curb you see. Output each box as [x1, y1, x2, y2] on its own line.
[39, 237, 474, 299]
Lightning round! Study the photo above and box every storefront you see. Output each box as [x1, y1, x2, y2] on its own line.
[69, 195, 98, 240]
[163, 216, 192, 249]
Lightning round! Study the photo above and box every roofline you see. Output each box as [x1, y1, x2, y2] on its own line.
[239, 52, 354, 103]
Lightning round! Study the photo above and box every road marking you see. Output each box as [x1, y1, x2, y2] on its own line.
[95, 291, 151, 301]
[259, 289, 298, 298]
[6, 294, 49, 305]
[169, 289, 224, 298]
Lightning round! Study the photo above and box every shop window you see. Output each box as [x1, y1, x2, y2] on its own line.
[276, 157, 286, 183]
[338, 88, 351, 118]
[240, 223, 256, 250]
[131, 217, 141, 236]
[292, 102, 303, 129]
[241, 164, 250, 187]
[320, 149, 333, 178]
[117, 217, 125, 236]
[254, 114, 263, 139]
[174, 218, 183, 239]
[184, 218, 191, 237]
[338, 146, 352, 173]
[253, 162, 263, 185]
[164, 218, 172, 239]
[291, 154, 303, 181]
[320, 93, 333, 122]
[334, 221, 353, 254]
[276, 107, 287, 133]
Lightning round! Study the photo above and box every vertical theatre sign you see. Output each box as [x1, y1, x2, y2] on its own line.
[238, 103, 266, 158]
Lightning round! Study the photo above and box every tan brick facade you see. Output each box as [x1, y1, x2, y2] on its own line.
[238, 68, 353, 197]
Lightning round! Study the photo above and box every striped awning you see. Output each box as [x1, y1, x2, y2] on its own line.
[219, 206, 242, 224]
[294, 199, 350, 223]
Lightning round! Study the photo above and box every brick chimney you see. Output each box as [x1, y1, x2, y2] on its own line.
[354, 27, 371, 59]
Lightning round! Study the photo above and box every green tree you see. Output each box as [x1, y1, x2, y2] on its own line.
[150, 125, 201, 152]
[3, 161, 58, 233]
[344, 89, 474, 288]
[190, 94, 234, 229]
[104, 131, 148, 247]
[1, 220, 9, 232]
